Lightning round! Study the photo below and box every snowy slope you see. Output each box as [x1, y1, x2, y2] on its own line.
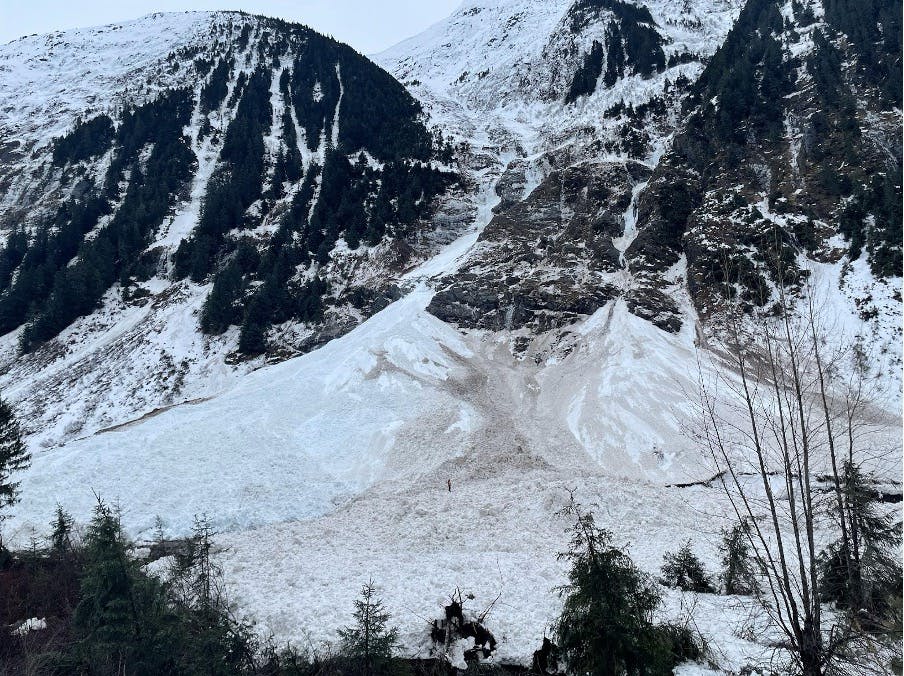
[2, 2, 901, 671]
[0, 13, 257, 450]
[0, 12, 240, 220]
[0, 13, 227, 149]
[4, 283, 722, 541]
[376, 0, 742, 160]
[8, 250, 900, 669]
[10, 274, 899, 668]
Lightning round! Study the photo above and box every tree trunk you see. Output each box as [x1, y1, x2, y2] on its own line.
[800, 621, 823, 676]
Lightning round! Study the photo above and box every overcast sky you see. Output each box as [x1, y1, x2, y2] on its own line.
[0, 0, 461, 54]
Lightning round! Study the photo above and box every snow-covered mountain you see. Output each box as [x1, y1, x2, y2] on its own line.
[1, 0, 901, 669]
[0, 11, 467, 450]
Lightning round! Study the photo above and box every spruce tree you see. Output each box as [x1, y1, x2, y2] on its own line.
[338, 580, 400, 676]
[819, 461, 902, 628]
[72, 499, 172, 674]
[720, 520, 757, 595]
[660, 540, 716, 594]
[0, 395, 29, 515]
[169, 515, 258, 676]
[554, 499, 675, 675]
[49, 503, 75, 557]
[200, 261, 244, 335]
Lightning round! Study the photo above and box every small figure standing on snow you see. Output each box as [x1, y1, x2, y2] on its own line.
[447, 478, 452, 492]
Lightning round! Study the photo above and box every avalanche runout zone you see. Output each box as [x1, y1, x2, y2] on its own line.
[1, 1, 901, 671]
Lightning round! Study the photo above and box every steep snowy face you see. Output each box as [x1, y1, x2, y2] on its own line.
[0, 12, 466, 448]
[626, 0, 902, 394]
[380, 0, 740, 111]
[0, 13, 226, 166]
[378, 0, 743, 157]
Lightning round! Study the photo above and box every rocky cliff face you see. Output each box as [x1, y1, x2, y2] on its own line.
[379, 0, 746, 342]
[428, 161, 650, 334]
[627, 0, 902, 343]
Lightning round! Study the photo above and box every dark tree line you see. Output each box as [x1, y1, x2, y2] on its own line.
[200, 55, 235, 114]
[175, 67, 273, 283]
[0, 89, 197, 352]
[285, 33, 432, 162]
[188, 45, 457, 355]
[805, 15, 902, 276]
[822, 0, 902, 107]
[688, 0, 791, 145]
[565, 0, 666, 104]
[51, 114, 116, 167]
[4, 20, 457, 358]
[198, 147, 455, 356]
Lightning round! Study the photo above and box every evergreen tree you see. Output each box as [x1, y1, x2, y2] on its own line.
[660, 540, 716, 594]
[72, 499, 174, 675]
[52, 114, 116, 166]
[0, 395, 29, 516]
[819, 462, 903, 629]
[238, 287, 272, 356]
[168, 515, 259, 675]
[566, 40, 606, 103]
[554, 498, 676, 675]
[338, 580, 400, 676]
[49, 503, 75, 558]
[201, 261, 245, 335]
[719, 520, 757, 596]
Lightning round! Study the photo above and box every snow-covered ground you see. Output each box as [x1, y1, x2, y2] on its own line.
[6, 284, 730, 541]
[7, 256, 899, 669]
[0, 12, 242, 152]
[1, 2, 901, 671]
[375, 0, 742, 167]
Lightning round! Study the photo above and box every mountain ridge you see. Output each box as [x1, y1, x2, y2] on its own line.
[0, 2, 901, 669]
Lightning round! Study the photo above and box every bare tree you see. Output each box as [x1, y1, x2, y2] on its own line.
[694, 256, 901, 675]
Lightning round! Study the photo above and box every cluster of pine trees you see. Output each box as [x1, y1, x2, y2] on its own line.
[688, 0, 790, 145]
[565, 0, 666, 104]
[176, 66, 273, 283]
[661, 0, 901, 288]
[805, 6, 902, 277]
[0, 89, 197, 353]
[50, 114, 115, 167]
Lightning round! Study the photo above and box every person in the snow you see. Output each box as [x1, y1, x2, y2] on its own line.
[447, 478, 452, 492]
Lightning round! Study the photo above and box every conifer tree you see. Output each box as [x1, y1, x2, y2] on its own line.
[554, 498, 676, 675]
[200, 261, 244, 335]
[720, 520, 757, 595]
[338, 580, 400, 676]
[0, 395, 29, 516]
[819, 461, 903, 628]
[660, 540, 716, 594]
[72, 498, 172, 674]
[49, 503, 75, 557]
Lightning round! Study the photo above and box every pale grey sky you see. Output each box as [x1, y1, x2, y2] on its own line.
[0, 0, 462, 54]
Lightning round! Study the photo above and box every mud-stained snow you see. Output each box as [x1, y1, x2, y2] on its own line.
[7, 285, 717, 541]
[1, 3, 901, 672]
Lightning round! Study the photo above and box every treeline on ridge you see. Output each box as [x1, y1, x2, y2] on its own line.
[0, 20, 458, 355]
[1, 90, 197, 353]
